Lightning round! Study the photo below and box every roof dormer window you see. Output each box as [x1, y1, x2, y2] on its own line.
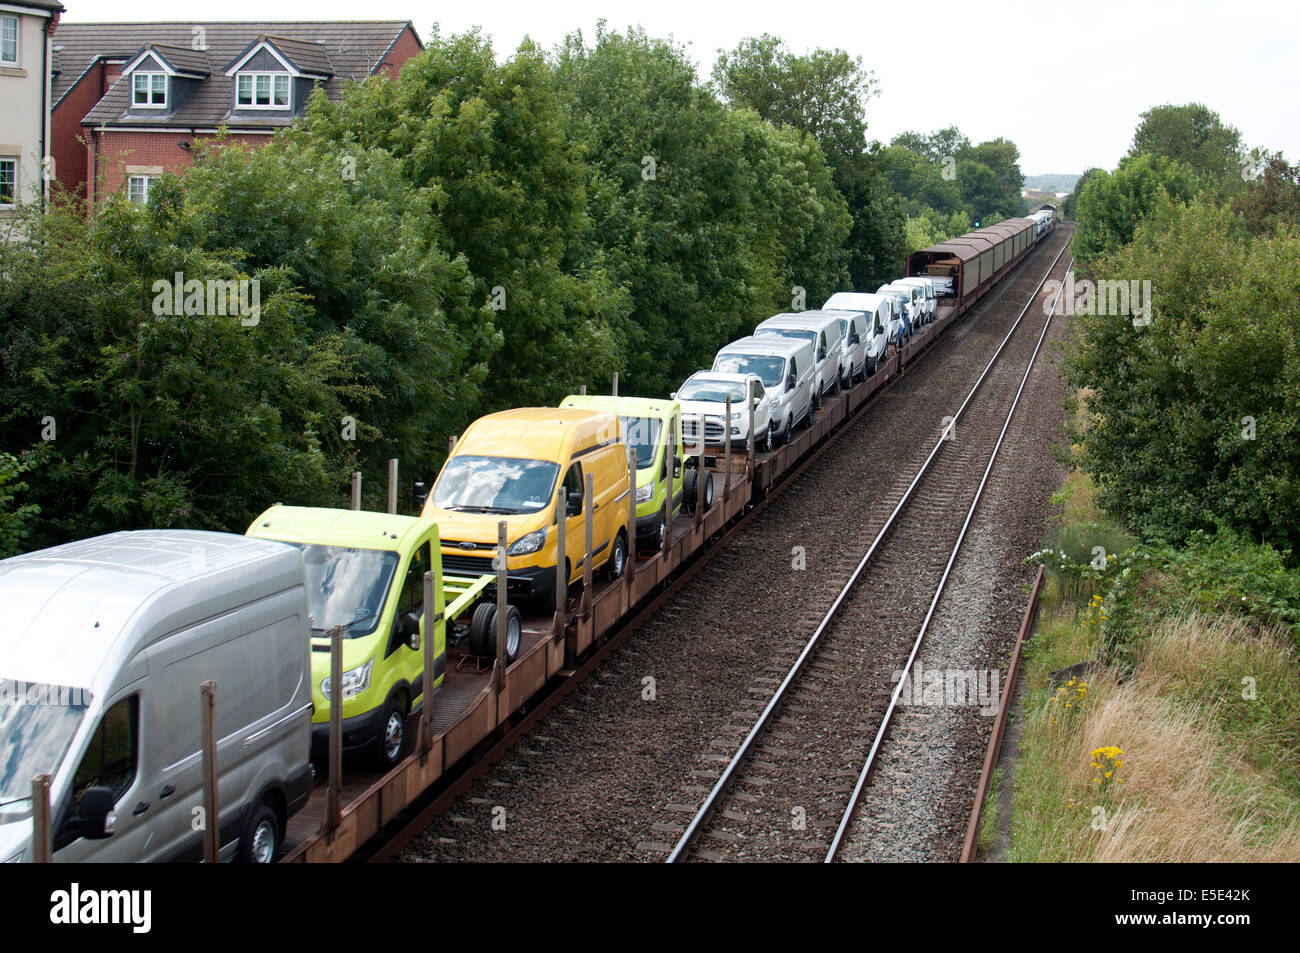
[235, 72, 290, 109]
[132, 72, 167, 108]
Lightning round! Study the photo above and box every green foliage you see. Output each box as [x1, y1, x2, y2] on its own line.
[1072, 153, 1199, 260]
[301, 27, 626, 409]
[1064, 200, 1300, 558]
[1128, 102, 1245, 193]
[1061, 166, 1102, 220]
[1232, 154, 1300, 236]
[712, 33, 903, 291]
[1095, 532, 1300, 666]
[0, 449, 43, 558]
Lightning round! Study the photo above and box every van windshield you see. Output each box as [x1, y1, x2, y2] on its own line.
[678, 379, 746, 404]
[433, 455, 560, 515]
[289, 544, 400, 638]
[756, 327, 817, 350]
[620, 416, 662, 468]
[713, 354, 785, 388]
[0, 680, 89, 810]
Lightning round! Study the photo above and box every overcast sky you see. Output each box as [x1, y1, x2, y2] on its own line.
[60, 0, 1300, 176]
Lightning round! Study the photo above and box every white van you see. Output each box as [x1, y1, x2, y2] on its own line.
[895, 277, 937, 323]
[823, 292, 891, 367]
[755, 312, 844, 408]
[0, 531, 314, 863]
[881, 282, 928, 327]
[711, 335, 815, 443]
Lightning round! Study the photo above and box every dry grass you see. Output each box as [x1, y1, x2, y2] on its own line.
[1010, 613, 1300, 862]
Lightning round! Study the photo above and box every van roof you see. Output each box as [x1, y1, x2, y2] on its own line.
[718, 334, 812, 357]
[0, 531, 303, 695]
[824, 292, 886, 310]
[458, 407, 620, 461]
[560, 394, 678, 420]
[761, 311, 841, 327]
[248, 505, 429, 552]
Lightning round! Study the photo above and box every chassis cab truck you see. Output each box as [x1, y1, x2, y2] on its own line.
[0, 530, 314, 863]
[559, 394, 684, 553]
[424, 408, 632, 611]
[246, 506, 491, 770]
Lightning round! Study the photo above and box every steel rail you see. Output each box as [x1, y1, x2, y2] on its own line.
[666, 238, 1073, 863]
[824, 253, 1074, 862]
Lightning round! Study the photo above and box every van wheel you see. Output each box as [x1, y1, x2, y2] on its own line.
[656, 518, 667, 551]
[782, 416, 792, 445]
[375, 694, 407, 770]
[700, 471, 714, 511]
[604, 531, 628, 580]
[239, 800, 282, 863]
[682, 467, 698, 513]
[762, 423, 774, 453]
[469, 603, 522, 663]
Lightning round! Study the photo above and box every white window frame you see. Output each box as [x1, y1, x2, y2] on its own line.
[127, 174, 153, 205]
[235, 71, 291, 110]
[0, 157, 17, 207]
[131, 71, 168, 108]
[0, 15, 18, 67]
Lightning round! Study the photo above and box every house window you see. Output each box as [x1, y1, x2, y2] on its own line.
[0, 159, 16, 207]
[0, 15, 17, 66]
[128, 175, 153, 205]
[235, 72, 290, 108]
[132, 72, 167, 107]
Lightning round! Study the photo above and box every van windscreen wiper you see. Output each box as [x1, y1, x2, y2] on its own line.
[447, 505, 517, 514]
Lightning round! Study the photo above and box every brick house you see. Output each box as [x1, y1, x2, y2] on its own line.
[48, 20, 422, 205]
[0, 0, 64, 213]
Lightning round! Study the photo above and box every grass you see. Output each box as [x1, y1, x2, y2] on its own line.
[1003, 388, 1300, 862]
[977, 764, 1002, 855]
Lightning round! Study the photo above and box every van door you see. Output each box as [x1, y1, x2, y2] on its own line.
[53, 690, 152, 862]
[390, 540, 439, 700]
[560, 461, 585, 581]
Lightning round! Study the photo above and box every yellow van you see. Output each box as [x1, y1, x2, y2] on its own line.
[422, 408, 633, 608]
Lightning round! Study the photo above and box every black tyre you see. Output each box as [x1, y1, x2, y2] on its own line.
[682, 467, 698, 513]
[603, 531, 628, 580]
[469, 602, 522, 663]
[700, 472, 714, 511]
[374, 693, 406, 770]
[238, 800, 282, 864]
[763, 422, 774, 453]
[656, 518, 667, 551]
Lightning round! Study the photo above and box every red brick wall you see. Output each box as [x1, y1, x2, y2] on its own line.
[91, 129, 272, 204]
[376, 24, 421, 78]
[51, 62, 104, 201]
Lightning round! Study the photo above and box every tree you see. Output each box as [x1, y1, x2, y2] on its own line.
[1232, 154, 1300, 235]
[1128, 103, 1244, 193]
[713, 34, 900, 291]
[301, 28, 625, 409]
[1063, 167, 1103, 220]
[1073, 153, 1199, 261]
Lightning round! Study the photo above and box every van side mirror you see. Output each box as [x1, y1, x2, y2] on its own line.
[567, 492, 583, 516]
[412, 481, 428, 509]
[73, 787, 116, 840]
[669, 392, 677, 400]
[400, 611, 421, 650]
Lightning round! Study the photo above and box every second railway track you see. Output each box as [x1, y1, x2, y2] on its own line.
[667, 240, 1075, 863]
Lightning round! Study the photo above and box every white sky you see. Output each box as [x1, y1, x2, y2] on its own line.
[61, 0, 1300, 176]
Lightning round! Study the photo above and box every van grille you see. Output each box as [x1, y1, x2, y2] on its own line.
[441, 552, 496, 575]
[683, 417, 725, 442]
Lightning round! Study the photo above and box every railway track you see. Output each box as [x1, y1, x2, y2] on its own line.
[667, 240, 1074, 863]
[380, 226, 1073, 863]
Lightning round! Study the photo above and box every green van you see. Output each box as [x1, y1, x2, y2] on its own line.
[247, 506, 492, 769]
[559, 395, 684, 552]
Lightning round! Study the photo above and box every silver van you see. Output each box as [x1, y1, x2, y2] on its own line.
[754, 311, 845, 408]
[0, 530, 313, 863]
[875, 288, 914, 343]
[823, 292, 891, 367]
[712, 334, 816, 443]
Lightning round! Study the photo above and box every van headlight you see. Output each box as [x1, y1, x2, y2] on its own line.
[730, 410, 743, 420]
[507, 527, 547, 556]
[321, 658, 373, 701]
[635, 483, 653, 503]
